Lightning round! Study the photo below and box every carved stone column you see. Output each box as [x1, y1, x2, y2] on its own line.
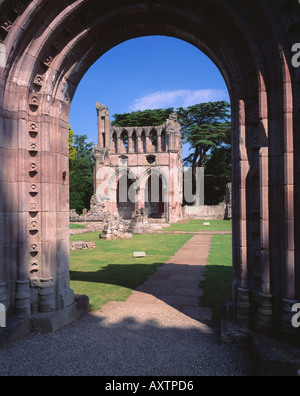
[281, 64, 297, 336]
[256, 83, 273, 332]
[136, 129, 144, 153]
[157, 133, 161, 153]
[145, 129, 151, 153]
[117, 133, 123, 154]
[15, 280, 31, 317]
[234, 99, 251, 328]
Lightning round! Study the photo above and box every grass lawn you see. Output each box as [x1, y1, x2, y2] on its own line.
[70, 232, 192, 311]
[199, 234, 233, 319]
[168, 219, 232, 232]
[70, 223, 86, 230]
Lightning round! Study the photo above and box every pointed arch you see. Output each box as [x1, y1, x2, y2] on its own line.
[0, 0, 298, 337]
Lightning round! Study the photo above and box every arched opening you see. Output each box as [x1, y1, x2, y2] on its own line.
[0, 0, 297, 339]
[149, 130, 158, 153]
[141, 131, 146, 153]
[145, 172, 166, 219]
[161, 130, 167, 152]
[120, 130, 129, 154]
[132, 131, 137, 153]
[112, 131, 118, 154]
[117, 172, 136, 220]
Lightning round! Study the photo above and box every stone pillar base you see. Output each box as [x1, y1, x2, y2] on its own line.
[256, 293, 273, 334]
[0, 295, 89, 348]
[236, 287, 251, 328]
[31, 294, 89, 334]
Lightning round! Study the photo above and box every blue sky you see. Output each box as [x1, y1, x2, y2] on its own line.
[69, 36, 230, 157]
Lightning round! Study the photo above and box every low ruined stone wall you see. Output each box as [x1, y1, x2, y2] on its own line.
[70, 241, 97, 251]
[183, 203, 227, 220]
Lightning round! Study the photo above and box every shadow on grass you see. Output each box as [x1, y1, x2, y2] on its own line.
[200, 265, 233, 320]
[70, 262, 164, 291]
[70, 262, 233, 323]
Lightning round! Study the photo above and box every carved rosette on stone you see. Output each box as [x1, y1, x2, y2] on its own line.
[27, 121, 40, 280]
[16, 111, 55, 316]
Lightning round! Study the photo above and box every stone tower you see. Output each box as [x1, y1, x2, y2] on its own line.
[92, 103, 183, 223]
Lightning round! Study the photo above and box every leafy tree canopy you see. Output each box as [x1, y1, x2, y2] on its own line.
[69, 126, 77, 167]
[204, 145, 231, 205]
[69, 133, 95, 214]
[177, 101, 231, 202]
[177, 101, 231, 169]
[112, 108, 174, 127]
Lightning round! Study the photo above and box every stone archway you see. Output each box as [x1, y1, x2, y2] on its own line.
[0, 0, 299, 340]
[145, 172, 167, 220]
[117, 171, 137, 220]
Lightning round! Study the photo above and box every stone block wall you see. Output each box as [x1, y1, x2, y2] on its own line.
[183, 203, 227, 220]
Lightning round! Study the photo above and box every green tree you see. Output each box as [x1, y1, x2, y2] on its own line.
[69, 134, 95, 214]
[204, 145, 231, 205]
[69, 126, 77, 167]
[112, 108, 174, 127]
[177, 101, 231, 199]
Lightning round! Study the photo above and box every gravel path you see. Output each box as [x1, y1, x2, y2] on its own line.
[0, 235, 253, 376]
[0, 307, 252, 376]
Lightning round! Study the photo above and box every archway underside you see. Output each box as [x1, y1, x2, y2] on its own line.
[0, 0, 299, 340]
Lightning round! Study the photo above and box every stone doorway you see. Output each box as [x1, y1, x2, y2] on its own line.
[0, 0, 299, 340]
[117, 173, 136, 220]
[145, 173, 166, 220]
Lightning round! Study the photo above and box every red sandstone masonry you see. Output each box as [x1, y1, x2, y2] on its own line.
[0, 0, 298, 339]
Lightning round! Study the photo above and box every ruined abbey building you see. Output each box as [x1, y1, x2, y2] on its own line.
[92, 103, 183, 223]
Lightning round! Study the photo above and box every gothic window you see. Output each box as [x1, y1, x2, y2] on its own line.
[141, 131, 146, 153]
[149, 130, 158, 152]
[112, 131, 118, 153]
[121, 130, 129, 153]
[132, 131, 137, 153]
[161, 130, 167, 151]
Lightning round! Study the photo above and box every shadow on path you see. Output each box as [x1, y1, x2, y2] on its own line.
[0, 310, 253, 376]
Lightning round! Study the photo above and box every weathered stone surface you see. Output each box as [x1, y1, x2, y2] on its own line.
[183, 203, 227, 220]
[225, 183, 232, 220]
[69, 209, 80, 222]
[221, 320, 251, 346]
[93, 105, 183, 223]
[70, 241, 97, 251]
[0, 0, 298, 342]
[100, 217, 132, 240]
[251, 333, 300, 377]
